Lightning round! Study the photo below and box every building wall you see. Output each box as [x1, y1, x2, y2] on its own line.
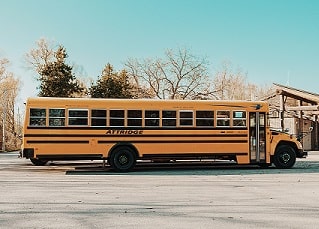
[300, 119, 313, 151]
[269, 117, 313, 151]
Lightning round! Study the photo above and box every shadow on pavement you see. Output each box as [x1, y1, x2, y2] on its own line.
[65, 160, 319, 176]
[2, 151, 319, 176]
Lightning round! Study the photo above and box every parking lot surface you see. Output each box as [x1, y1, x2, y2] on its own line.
[1, 152, 319, 229]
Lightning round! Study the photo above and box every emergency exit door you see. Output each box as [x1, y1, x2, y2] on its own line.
[249, 112, 266, 163]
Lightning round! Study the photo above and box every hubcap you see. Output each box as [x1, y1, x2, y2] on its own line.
[118, 154, 128, 165]
[280, 152, 290, 164]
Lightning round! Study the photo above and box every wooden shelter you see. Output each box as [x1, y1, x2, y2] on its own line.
[268, 83, 319, 150]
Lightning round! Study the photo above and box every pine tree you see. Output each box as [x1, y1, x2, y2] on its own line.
[38, 46, 84, 97]
[90, 63, 133, 98]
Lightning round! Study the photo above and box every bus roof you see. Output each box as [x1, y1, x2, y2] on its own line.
[26, 97, 269, 111]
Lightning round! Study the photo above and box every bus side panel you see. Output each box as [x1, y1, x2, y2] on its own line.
[32, 143, 91, 155]
[135, 142, 249, 163]
[24, 139, 102, 160]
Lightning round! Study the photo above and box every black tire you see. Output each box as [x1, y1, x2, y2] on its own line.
[273, 145, 296, 169]
[30, 158, 48, 166]
[109, 146, 136, 172]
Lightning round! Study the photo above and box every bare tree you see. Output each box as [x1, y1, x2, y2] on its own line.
[0, 58, 20, 151]
[0, 58, 11, 82]
[212, 61, 247, 100]
[25, 38, 56, 74]
[211, 61, 271, 100]
[125, 48, 210, 99]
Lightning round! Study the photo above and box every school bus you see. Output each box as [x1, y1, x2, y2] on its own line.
[21, 97, 306, 172]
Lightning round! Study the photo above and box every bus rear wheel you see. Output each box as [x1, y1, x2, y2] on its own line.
[109, 146, 136, 172]
[273, 145, 296, 169]
[30, 158, 48, 166]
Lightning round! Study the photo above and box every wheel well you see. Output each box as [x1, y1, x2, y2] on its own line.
[108, 142, 139, 159]
[274, 141, 297, 155]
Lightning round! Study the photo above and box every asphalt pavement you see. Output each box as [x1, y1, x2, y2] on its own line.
[1, 151, 319, 229]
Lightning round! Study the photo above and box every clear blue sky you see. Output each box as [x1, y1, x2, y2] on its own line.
[1, 0, 319, 104]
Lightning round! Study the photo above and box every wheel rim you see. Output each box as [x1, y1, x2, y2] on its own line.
[279, 152, 291, 164]
[118, 154, 129, 165]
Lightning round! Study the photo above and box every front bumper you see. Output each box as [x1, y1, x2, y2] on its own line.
[22, 148, 34, 158]
[297, 149, 307, 158]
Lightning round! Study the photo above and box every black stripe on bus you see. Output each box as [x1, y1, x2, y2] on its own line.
[26, 140, 89, 144]
[25, 139, 247, 144]
[27, 126, 248, 131]
[37, 154, 103, 160]
[142, 152, 248, 158]
[24, 134, 248, 138]
[35, 152, 248, 160]
[98, 140, 247, 144]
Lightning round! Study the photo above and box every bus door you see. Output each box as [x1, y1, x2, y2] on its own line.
[249, 112, 266, 163]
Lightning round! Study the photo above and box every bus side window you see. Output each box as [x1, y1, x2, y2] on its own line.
[49, 109, 65, 126]
[233, 111, 246, 127]
[29, 108, 46, 126]
[109, 110, 124, 127]
[68, 109, 88, 126]
[145, 110, 159, 127]
[127, 110, 142, 127]
[162, 110, 176, 127]
[91, 109, 106, 126]
[196, 111, 214, 127]
[217, 110, 230, 127]
[180, 111, 193, 126]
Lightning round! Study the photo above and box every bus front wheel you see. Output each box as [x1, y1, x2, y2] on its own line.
[30, 158, 48, 166]
[109, 146, 136, 172]
[273, 145, 296, 169]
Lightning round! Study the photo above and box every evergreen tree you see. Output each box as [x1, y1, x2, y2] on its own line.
[38, 46, 84, 97]
[90, 63, 133, 98]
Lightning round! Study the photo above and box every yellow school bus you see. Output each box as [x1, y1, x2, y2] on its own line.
[21, 97, 305, 172]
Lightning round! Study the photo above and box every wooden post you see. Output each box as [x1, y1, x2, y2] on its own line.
[298, 100, 304, 145]
[314, 115, 319, 150]
[279, 95, 285, 131]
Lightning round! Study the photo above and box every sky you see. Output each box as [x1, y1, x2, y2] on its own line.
[1, 0, 319, 106]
